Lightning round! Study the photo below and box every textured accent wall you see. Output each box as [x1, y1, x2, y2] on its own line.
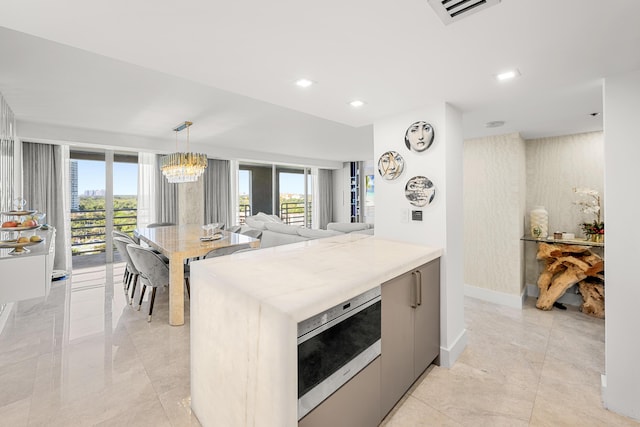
[463, 133, 526, 296]
[524, 131, 604, 286]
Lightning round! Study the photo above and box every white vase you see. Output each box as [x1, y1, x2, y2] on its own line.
[530, 206, 549, 238]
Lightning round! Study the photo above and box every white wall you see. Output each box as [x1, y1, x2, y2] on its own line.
[602, 68, 640, 420]
[374, 103, 466, 367]
[17, 120, 345, 170]
[463, 133, 526, 305]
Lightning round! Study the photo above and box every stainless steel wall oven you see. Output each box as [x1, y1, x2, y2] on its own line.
[297, 286, 381, 420]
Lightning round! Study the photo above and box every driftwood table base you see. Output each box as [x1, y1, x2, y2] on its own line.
[536, 243, 605, 318]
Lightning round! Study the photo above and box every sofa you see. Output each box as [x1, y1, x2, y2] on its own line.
[241, 212, 374, 248]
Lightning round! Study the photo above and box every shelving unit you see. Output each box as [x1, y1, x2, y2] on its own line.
[350, 161, 361, 223]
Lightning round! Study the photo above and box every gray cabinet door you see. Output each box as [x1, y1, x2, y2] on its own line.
[299, 358, 381, 427]
[380, 270, 415, 417]
[413, 259, 441, 378]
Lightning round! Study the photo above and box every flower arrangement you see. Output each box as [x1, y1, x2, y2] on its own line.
[573, 187, 604, 240]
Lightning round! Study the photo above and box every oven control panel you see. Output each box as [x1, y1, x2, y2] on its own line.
[297, 286, 381, 338]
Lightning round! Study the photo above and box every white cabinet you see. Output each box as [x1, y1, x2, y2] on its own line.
[0, 229, 56, 303]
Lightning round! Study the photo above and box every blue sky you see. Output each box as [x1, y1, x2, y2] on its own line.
[77, 161, 305, 196]
[76, 160, 138, 195]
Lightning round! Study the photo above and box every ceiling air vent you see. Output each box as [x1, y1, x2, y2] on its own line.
[427, 0, 501, 25]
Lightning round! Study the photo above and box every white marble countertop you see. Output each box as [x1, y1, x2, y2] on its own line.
[192, 233, 442, 322]
[190, 233, 442, 427]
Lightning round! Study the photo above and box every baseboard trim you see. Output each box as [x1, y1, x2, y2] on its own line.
[439, 328, 467, 368]
[464, 284, 525, 309]
[525, 283, 582, 306]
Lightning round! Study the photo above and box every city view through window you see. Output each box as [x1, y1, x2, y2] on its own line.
[237, 168, 311, 226]
[70, 158, 138, 256]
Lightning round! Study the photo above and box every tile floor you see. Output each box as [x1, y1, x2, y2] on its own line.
[0, 260, 637, 426]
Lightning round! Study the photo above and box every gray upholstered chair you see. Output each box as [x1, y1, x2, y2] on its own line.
[113, 229, 139, 244]
[241, 229, 263, 240]
[126, 244, 170, 322]
[203, 243, 252, 259]
[147, 222, 175, 228]
[227, 225, 242, 233]
[113, 236, 141, 302]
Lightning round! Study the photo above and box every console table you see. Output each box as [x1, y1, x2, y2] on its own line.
[521, 236, 604, 317]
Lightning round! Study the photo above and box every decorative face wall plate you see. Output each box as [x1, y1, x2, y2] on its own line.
[377, 151, 405, 180]
[404, 121, 434, 152]
[405, 176, 436, 206]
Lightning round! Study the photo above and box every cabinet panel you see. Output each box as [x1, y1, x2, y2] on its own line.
[380, 270, 415, 417]
[413, 259, 441, 378]
[380, 260, 441, 418]
[299, 357, 380, 427]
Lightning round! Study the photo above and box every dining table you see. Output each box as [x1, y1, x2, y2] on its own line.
[134, 224, 260, 326]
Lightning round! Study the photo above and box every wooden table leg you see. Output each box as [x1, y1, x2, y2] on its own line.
[169, 256, 185, 326]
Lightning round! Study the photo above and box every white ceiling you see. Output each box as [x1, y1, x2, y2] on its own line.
[1, 0, 640, 163]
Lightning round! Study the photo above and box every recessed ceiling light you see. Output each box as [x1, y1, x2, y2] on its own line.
[349, 100, 365, 108]
[485, 120, 505, 128]
[496, 69, 520, 81]
[295, 78, 314, 88]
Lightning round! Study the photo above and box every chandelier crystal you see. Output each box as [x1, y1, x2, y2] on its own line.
[161, 121, 208, 183]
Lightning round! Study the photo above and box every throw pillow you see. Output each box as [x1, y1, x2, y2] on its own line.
[245, 217, 266, 230]
[255, 212, 282, 223]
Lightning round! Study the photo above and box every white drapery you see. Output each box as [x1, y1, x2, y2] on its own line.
[22, 142, 71, 271]
[0, 92, 15, 212]
[137, 152, 158, 228]
[203, 158, 231, 227]
[312, 168, 333, 230]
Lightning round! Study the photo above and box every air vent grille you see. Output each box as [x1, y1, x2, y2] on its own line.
[427, 0, 501, 25]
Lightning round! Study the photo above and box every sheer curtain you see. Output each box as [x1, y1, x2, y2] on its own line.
[22, 142, 71, 271]
[313, 168, 333, 229]
[155, 155, 178, 223]
[203, 159, 231, 227]
[137, 152, 159, 227]
[1, 93, 15, 212]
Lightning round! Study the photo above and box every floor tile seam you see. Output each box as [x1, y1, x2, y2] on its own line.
[404, 394, 462, 426]
[527, 312, 554, 425]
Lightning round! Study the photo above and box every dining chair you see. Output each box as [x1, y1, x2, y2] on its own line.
[147, 222, 175, 228]
[202, 243, 252, 259]
[113, 236, 141, 302]
[126, 244, 170, 322]
[113, 229, 139, 244]
[227, 225, 242, 233]
[241, 229, 263, 240]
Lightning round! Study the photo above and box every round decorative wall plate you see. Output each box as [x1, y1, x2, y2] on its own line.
[377, 151, 405, 180]
[404, 121, 434, 152]
[405, 176, 436, 207]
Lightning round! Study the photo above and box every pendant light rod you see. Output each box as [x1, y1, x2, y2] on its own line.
[172, 121, 193, 132]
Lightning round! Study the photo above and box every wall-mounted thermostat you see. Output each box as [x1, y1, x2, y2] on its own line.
[411, 210, 423, 221]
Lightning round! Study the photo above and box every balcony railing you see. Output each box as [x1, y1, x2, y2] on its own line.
[238, 204, 252, 225]
[71, 208, 137, 255]
[280, 202, 311, 226]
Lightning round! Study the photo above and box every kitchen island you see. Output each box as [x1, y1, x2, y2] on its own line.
[190, 233, 442, 426]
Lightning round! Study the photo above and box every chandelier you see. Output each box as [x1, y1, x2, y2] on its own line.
[160, 121, 208, 183]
